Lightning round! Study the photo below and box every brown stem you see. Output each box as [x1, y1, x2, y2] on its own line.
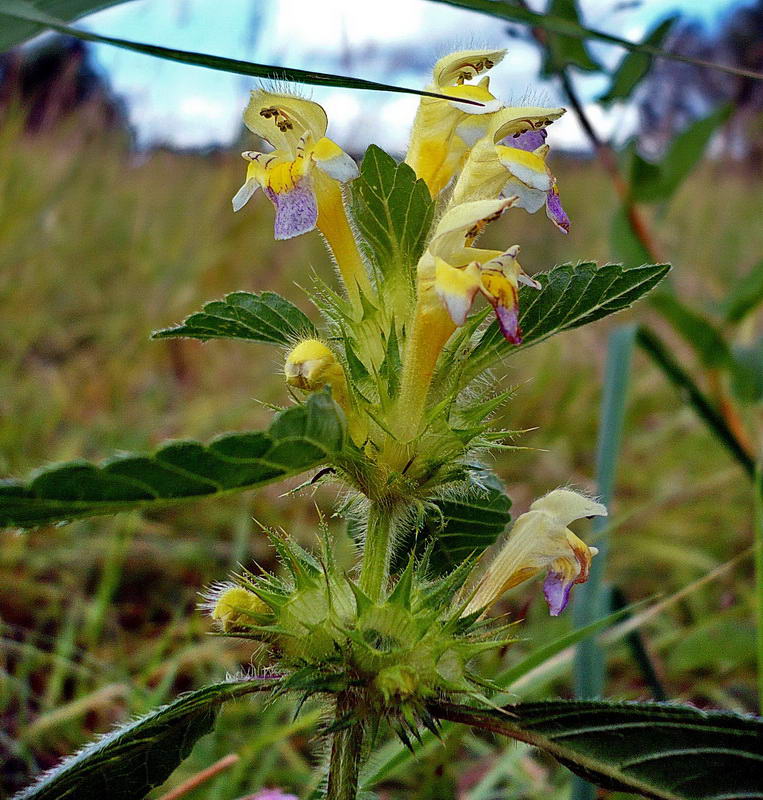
[156, 754, 239, 800]
[707, 368, 756, 460]
[514, 0, 663, 263]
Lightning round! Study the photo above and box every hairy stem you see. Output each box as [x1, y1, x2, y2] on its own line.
[359, 504, 396, 601]
[325, 694, 365, 800]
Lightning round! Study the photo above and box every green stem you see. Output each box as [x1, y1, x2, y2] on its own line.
[636, 326, 755, 476]
[755, 465, 763, 714]
[359, 504, 395, 602]
[325, 694, 364, 800]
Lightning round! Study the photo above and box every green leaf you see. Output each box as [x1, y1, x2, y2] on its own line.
[0, 0, 123, 50]
[379, 322, 402, 399]
[0, 1, 472, 103]
[421, 472, 512, 574]
[349, 145, 434, 280]
[15, 677, 278, 800]
[152, 291, 316, 345]
[431, 699, 763, 800]
[541, 0, 601, 76]
[650, 291, 731, 368]
[466, 262, 671, 379]
[598, 16, 678, 105]
[629, 105, 733, 203]
[427, 0, 763, 82]
[721, 259, 763, 323]
[0, 391, 345, 529]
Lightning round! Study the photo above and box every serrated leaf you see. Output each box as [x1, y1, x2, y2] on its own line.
[721, 259, 763, 323]
[0, 391, 345, 529]
[349, 145, 434, 280]
[14, 677, 278, 800]
[397, 472, 511, 575]
[650, 291, 731, 368]
[629, 105, 732, 203]
[431, 699, 763, 800]
[598, 16, 678, 105]
[0, 1, 469, 104]
[152, 291, 316, 345]
[466, 262, 671, 379]
[541, 0, 601, 76]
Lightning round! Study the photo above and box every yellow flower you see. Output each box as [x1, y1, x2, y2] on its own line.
[208, 585, 270, 632]
[405, 49, 506, 196]
[451, 106, 570, 232]
[463, 489, 607, 617]
[426, 199, 541, 344]
[234, 90, 371, 307]
[233, 90, 358, 238]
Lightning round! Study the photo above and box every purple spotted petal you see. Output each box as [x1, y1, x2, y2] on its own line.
[502, 128, 547, 151]
[543, 570, 573, 616]
[546, 188, 570, 233]
[494, 303, 522, 345]
[250, 791, 299, 800]
[264, 180, 318, 240]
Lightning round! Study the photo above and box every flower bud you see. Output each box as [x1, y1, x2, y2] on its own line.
[284, 339, 343, 392]
[210, 585, 269, 632]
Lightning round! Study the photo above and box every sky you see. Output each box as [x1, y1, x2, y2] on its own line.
[72, 0, 745, 153]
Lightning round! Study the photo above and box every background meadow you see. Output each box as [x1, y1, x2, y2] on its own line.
[1, 1, 762, 798]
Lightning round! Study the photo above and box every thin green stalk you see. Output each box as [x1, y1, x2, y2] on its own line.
[572, 325, 635, 800]
[636, 326, 755, 476]
[755, 465, 763, 713]
[325, 694, 364, 800]
[359, 505, 395, 601]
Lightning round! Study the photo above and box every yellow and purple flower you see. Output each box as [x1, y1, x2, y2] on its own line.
[425, 199, 541, 344]
[463, 489, 606, 617]
[233, 90, 359, 240]
[452, 107, 570, 233]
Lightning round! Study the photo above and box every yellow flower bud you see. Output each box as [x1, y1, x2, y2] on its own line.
[210, 586, 269, 632]
[284, 339, 343, 392]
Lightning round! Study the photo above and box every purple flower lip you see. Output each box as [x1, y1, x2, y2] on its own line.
[546, 188, 570, 234]
[264, 180, 318, 240]
[543, 570, 573, 616]
[495, 303, 522, 344]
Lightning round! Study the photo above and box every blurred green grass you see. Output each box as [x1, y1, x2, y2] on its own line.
[1, 110, 761, 799]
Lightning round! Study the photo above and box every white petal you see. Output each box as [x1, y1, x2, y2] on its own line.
[317, 150, 359, 182]
[232, 178, 259, 212]
[502, 180, 546, 214]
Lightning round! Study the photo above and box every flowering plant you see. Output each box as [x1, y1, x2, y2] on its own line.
[4, 49, 762, 800]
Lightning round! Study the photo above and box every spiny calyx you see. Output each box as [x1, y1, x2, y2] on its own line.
[205, 534, 514, 729]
